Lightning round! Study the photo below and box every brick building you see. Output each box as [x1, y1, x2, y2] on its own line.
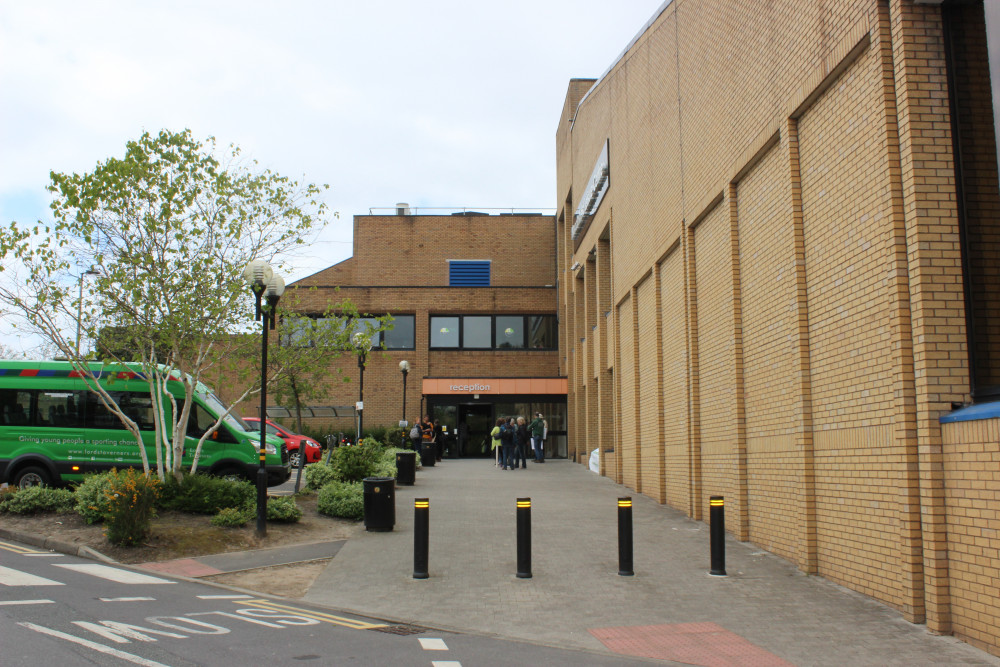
[557, 0, 1000, 656]
[286, 210, 566, 458]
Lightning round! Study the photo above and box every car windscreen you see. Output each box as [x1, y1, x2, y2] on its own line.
[200, 392, 250, 432]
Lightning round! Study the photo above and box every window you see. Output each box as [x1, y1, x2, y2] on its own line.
[283, 314, 414, 350]
[431, 317, 460, 348]
[495, 316, 524, 349]
[383, 315, 415, 349]
[463, 316, 492, 348]
[528, 315, 558, 348]
[449, 260, 490, 286]
[428, 315, 557, 350]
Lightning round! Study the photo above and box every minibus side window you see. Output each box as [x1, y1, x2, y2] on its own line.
[37, 391, 84, 428]
[0, 389, 33, 426]
[187, 404, 236, 443]
[85, 392, 118, 429]
[113, 392, 156, 431]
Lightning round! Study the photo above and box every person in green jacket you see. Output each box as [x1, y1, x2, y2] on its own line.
[528, 412, 546, 463]
[491, 418, 504, 468]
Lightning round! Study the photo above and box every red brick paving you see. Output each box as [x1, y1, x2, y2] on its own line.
[589, 622, 796, 666]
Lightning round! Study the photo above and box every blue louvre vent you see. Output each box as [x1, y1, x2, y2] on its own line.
[449, 260, 491, 286]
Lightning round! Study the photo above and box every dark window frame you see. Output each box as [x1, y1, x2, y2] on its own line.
[428, 314, 558, 351]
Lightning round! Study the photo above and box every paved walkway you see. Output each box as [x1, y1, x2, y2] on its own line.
[300, 459, 999, 666]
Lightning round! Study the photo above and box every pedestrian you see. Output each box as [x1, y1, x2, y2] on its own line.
[491, 418, 504, 467]
[515, 416, 529, 469]
[500, 418, 516, 470]
[421, 415, 434, 459]
[528, 412, 546, 462]
[433, 419, 444, 461]
[409, 419, 423, 455]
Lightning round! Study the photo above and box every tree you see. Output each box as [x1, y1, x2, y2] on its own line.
[0, 129, 374, 480]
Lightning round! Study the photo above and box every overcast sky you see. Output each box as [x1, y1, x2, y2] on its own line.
[0, 1, 663, 288]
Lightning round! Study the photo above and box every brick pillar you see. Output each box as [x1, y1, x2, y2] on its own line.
[889, 0, 971, 634]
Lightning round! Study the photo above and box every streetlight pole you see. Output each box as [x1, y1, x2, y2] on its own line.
[354, 332, 371, 441]
[244, 259, 284, 538]
[399, 360, 409, 448]
[75, 269, 99, 356]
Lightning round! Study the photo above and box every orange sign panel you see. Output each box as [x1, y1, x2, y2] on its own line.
[422, 378, 567, 395]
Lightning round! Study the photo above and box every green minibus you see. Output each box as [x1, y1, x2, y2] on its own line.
[0, 360, 290, 489]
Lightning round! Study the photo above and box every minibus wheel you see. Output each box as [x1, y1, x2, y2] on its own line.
[15, 466, 51, 489]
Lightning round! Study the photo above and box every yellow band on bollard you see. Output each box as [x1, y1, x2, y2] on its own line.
[618, 499, 632, 508]
[516, 500, 531, 509]
[710, 498, 724, 506]
[414, 500, 429, 509]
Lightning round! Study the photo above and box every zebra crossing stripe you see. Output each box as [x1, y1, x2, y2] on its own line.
[0, 599, 55, 606]
[0, 565, 63, 587]
[54, 564, 176, 585]
[419, 638, 449, 650]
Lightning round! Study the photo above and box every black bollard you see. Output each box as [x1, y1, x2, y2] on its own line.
[293, 439, 307, 494]
[516, 497, 532, 579]
[413, 498, 429, 579]
[709, 496, 726, 576]
[618, 497, 634, 576]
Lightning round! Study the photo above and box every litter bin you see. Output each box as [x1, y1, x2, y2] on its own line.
[395, 451, 416, 486]
[420, 442, 436, 467]
[362, 477, 395, 532]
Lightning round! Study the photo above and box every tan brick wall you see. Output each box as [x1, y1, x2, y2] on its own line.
[555, 0, 996, 649]
[617, 293, 636, 490]
[942, 418, 1000, 657]
[660, 245, 689, 511]
[736, 140, 801, 561]
[637, 273, 663, 501]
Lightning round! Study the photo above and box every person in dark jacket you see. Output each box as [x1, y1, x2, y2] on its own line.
[514, 417, 528, 469]
[500, 418, 515, 470]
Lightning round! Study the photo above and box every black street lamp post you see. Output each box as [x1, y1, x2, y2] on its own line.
[244, 259, 284, 537]
[354, 333, 371, 441]
[399, 360, 410, 447]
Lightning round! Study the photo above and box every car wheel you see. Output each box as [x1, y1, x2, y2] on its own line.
[15, 466, 52, 489]
[289, 451, 301, 468]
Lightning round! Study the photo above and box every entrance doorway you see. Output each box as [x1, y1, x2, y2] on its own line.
[457, 404, 494, 457]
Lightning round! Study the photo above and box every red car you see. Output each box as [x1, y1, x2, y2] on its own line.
[244, 418, 323, 468]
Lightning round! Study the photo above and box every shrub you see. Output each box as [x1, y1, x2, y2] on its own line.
[160, 473, 254, 514]
[371, 448, 401, 478]
[330, 443, 382, 483]
[211, 505, 253, 527]
[0, 486, 75, 514]
[317, 481, 363, 520]
[103, 468, 160, 546]
[267, 496, 302, 523]
[305, 462, 338, 491]
[74, 472, 115, 524]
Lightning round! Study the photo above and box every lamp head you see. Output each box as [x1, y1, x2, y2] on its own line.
[243, 259, 273, 291]
[399, 360, 410, 373]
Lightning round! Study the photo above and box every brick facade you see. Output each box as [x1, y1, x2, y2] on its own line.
[557, 0, 1000, 655]
[237, 213, 559, 440]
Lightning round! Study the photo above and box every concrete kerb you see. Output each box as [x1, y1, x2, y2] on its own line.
[0, 526, 118, 564]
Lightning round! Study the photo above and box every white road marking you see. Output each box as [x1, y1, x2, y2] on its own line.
[25, 553, 63, 557]
[196, 594, 253, 599]
[0, 599, 55, 606]
[431, 662, 462, 667]
[99, 597, 157, 602]
[0, 565, 64, 586]
[419, 637, 450, 651]
[54, 563, 176, 584]
[18, 622, 171, 667]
